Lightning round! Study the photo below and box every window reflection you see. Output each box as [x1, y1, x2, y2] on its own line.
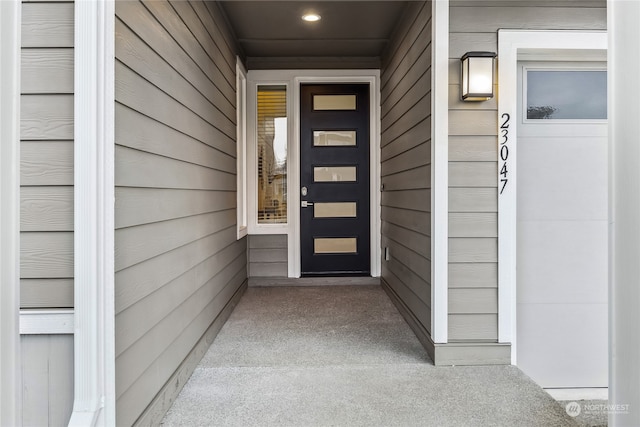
[527, 70, 607, 120]
[257, 85, 287, 224]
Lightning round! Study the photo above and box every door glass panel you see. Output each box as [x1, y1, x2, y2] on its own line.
[314, 202, 357, 218]
[257, 85, 287, 224]
[314, 131, 357, 146]
[314, 166, 356, 182]
[526, 70, 607, 120]
[314, 237, 357, 254]
[313, 95, 357, 111]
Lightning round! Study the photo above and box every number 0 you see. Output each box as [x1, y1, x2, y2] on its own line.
[500, 145, 509, 161]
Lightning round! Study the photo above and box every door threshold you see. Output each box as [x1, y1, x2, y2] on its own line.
[248, 276, 380, 287]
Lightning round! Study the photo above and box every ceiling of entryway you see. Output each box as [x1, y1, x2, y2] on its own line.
[217, 1, 411, 68]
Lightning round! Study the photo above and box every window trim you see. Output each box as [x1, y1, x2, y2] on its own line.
[247, 78, 292, 235]
[236, 58, 248, 239]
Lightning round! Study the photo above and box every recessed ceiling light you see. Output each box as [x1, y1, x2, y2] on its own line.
[302, 13, 321, 22]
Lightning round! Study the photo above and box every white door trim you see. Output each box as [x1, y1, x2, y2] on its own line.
[69, 1, 116, 425]
[0, 1, 22, 424]
[247, 69, 381, 278]
[497, 30, 607, 362]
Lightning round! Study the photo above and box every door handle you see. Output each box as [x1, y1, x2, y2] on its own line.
[301, 201, 314, 208]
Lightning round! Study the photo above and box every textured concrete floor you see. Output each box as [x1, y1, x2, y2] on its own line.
[161, 286, 579, 427]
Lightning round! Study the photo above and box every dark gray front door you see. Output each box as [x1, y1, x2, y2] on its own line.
[300, 84, 370, 276]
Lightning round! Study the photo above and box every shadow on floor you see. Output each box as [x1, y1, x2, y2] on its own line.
[162, 285, 580, 426]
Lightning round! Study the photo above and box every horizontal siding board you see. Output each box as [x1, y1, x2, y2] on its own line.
[381, 49, 431, 120]
[448, 84, 498, 111]
[21, 186, 73, 231]
[449, 136, 497, 162]
[21, 48, 74, 94]
[115, 1, 236, 120]
[382, 68, 431, 133]
[116, 253, 245, 399]
[449, 288, 498, 314]
[382, 267, 431, 333]
[115, 187, 235, 229]
[115, 226, 237, 314]
[20, 279, 74, 308]
[115, 145, 235, 191]
[449, 32, 497, 58]
[21, 2, 74, 48]
[449, 314, 498, 341]
[381, 2, 430, 89]
[381, 142, 430, 177]
[249, 248, 288, 263]
[449, 263, 498, 289]
[249, 262, 287, 278]
[21, 94, 73, 140]
[449, 110, 496, 136]
[115, 104, 235, 174]
[450, 6, 606, 32]
[381, 206, 430, 236]
[382, 221, 430, 259]
[115, 62, 235, 156]
[449, 162, 497, 187]
[20, 141, 74, 186]
[197, 1, 239, 70]
[382, 165, 431, 191]
[382, 95, 432, 144]
[384, 238, 431, 288]
[115, 20, 236, 139]
[248, 235, 288, 249]
[116, 240, 246, 356]
[381, 189, 430, 213]
[449, 238, 497, 263]
[168, 0, 236, 86]
[449, 188, 497, 212]
[381, 119, 431, 161]
[116, 269, 245, 426]
[449, 213, 497, 238]
[115, 209, 235, 272]
[21, 232, 73, 278]
[141, 0, 235, 104]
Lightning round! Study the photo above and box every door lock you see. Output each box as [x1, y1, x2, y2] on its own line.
[301, 186, 308, 196]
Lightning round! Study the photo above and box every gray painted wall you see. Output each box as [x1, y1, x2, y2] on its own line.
[20, 0, 74, 309]
[21, 335, 74, 426]
[380, 2, 433, 341]
[114, 1, 246, 424]
[248, 235, 288, 277]
[448, 0, 606, 341]
[19, 1, 75, 425]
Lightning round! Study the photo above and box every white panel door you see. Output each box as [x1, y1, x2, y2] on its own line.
[516, 62, 608, 388]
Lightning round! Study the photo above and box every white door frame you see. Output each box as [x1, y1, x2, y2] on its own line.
[0, 1, 22, 424]
[247, 69, 381, 278]
[497, 30, 607, 363]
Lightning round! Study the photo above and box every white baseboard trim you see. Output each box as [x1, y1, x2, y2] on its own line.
[20, 310, 74, 335]
[545, 388, 609, 401]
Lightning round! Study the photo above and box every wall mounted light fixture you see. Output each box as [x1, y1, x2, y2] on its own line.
[461, 51, 497, 101]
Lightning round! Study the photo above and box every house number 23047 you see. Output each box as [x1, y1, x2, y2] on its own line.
[499, 113, 510, 195]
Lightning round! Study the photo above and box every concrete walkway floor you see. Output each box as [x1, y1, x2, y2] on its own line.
[161, 285, 579, 427]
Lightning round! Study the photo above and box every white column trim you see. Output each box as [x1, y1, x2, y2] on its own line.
[69, 1, 116, 426]
[497, 30, 607, 361]
[431, 0, 449, 344]
[0, 1, 22, 425]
